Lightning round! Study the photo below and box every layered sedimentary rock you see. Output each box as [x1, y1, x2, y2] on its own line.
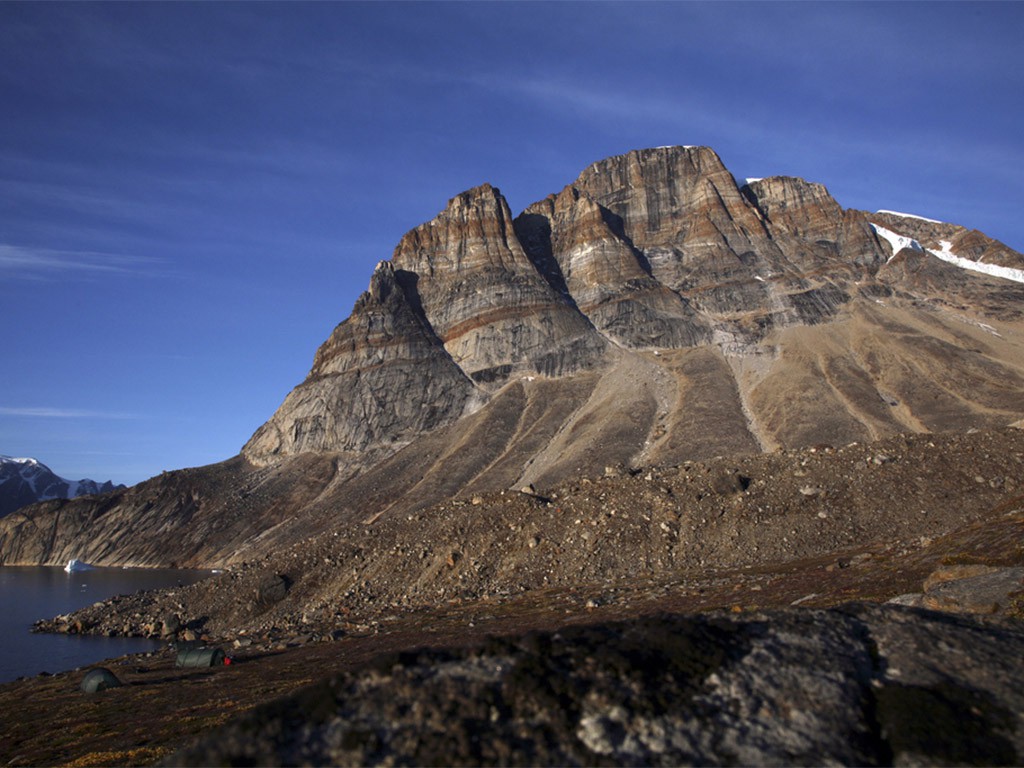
[244, 146, 1024, 472]
[388, 184, 606, 384]
[244, 184, 610, 466]
[744, 176, 884, 270]
[571, 148, 779, 324]
[515, 185, 708, 348]
[564, 148, 890, 341]
[573, 146, 770, 263]
[3, 144, 1024, 569]
[243, 261, 475, 463]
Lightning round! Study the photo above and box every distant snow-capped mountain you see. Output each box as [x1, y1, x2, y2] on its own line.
[0, 456, 124, 517]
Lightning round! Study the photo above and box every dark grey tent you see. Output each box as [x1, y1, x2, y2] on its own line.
[81, 667, 122, 693]
[176, 647, 226, 668]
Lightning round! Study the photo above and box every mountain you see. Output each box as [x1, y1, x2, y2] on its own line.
[0, 145, 1022, 583]
[0, 456, 123, 518]
[7, 143, 1024, 768]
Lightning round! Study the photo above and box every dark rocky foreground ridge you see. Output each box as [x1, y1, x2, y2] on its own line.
[168, 605, 1024, 767]
[1, 145, 1024, 766]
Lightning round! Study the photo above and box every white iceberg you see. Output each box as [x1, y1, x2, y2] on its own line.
[64, 558, 95, 573]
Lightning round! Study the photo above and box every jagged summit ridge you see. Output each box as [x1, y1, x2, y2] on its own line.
[243, 260, 477, 461]
[242, 144, 1024, 468]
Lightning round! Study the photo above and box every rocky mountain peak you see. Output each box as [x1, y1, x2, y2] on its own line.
[392, 183, 530, 276]
[5, 145, 1024, 572]
[240, 145, 1024, 472]
[6, 147, 1024, 768]
[742, 175, 844, 240]
[573, 145, 768, 254]
[244, 252, 475, 462]
[0, 456, 123, 518]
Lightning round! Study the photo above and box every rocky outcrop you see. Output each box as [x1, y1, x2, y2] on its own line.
[169, 604, 1024, 767]
[245, 145, 1023, 473]
[243, 184, 609, 466]
[516, 185, 708, 348]
[891, 565, 1024, 615]
[744, 176, 884, 270]
[571, 147, 781, 325]
[744, 175, 844, 242]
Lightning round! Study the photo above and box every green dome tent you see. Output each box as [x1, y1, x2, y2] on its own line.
[80, 667, 122, 693]
[175, 647, 226, 668]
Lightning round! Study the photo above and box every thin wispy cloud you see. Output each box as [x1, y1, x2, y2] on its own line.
[0, 244, 159, 280]
[0, 176, 180, 226]
[0, 406, 137, 419]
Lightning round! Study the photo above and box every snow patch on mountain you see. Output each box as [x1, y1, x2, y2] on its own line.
[870, 223, 924, 262]
[0, 455, 124, 517]
[870, 225, 1024, 285]
[928, 240, 1024, 285]
[876, 209, 943, 224]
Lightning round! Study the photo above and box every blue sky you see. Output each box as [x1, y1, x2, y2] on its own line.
[2, 2, 1022, 486]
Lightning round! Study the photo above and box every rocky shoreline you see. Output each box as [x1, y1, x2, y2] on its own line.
[7, 579, 1024, 767]
[6, 512, 1023, 765]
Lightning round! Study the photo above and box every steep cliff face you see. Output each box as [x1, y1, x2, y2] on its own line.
[242, 184, 610, 467]
[3, 145, 1024, 569]
[744, 176, 883, 270]
[389, 184, 607, 384]
[515, 185, 709, 348]
[245, 146, 1024, 471]
[573, 148, 780, 325]
[565, 148, 889, 341]
[242, 261, 476, 464]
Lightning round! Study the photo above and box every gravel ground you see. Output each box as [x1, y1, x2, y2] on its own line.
[39, 427, 1024, 646]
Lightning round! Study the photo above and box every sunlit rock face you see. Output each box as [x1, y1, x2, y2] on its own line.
[516, 184, 709, 349]
[389, 183, 607, 384]
[572, 147, 776, 305]
[8, 144, 1024, 571]
[243, 260, 477, 462]
[243, 144, 1024, 472]
[242, 183, 610, 466]
[567, 147, 884, 336]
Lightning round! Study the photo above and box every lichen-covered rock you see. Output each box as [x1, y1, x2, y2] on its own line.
[166, 605, 1024, 767]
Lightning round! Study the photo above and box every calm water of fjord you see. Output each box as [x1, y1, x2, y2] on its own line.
[0, 566, 212, 683]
